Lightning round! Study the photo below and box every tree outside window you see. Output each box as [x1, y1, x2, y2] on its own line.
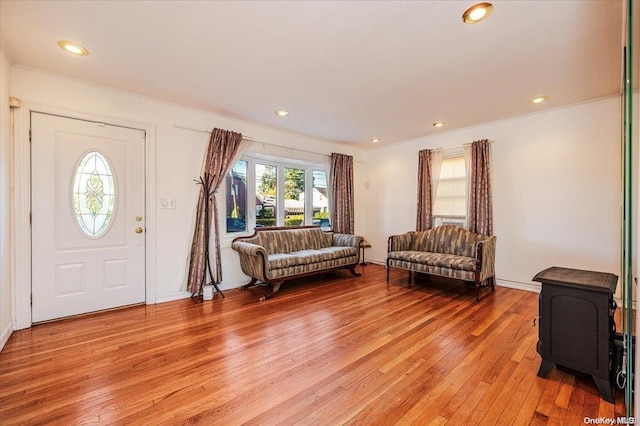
[284, 168, 305, 226]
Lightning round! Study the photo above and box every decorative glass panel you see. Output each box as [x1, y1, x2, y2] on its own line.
[72, 151, 116, 237]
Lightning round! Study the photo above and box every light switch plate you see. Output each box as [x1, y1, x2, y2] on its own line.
[160, 198, 176, 209]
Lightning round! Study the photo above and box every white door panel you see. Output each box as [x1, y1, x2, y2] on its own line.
[31, 113, 145, 322]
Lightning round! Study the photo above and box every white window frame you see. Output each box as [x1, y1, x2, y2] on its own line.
[223, 153, 328, 235]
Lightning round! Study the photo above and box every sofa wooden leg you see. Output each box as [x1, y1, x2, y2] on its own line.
[475, 284, 480, 302]
[240, 278, 258, 290]
[491, 276, 496, 291]
[408, 271, 413, 286]
[348, 265, 362, 277]
[260, 281, 283, 301]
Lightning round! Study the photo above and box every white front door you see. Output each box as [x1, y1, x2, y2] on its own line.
[31, 112, 146, 322]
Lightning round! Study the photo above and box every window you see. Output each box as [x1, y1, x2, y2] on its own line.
[433, 154, 466, 228]
[312, 170, 329, 228]
[225, 155, 329, 233]
[284, 167, 305, 226]
[256, 163, 277, 227]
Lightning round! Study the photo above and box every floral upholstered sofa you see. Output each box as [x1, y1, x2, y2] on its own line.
[232, 226, 363, 300]
[386, 225, 497, 301]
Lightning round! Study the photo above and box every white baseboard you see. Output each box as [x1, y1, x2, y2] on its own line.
[155, 291, 192, 304]
[496, 279, 541, 293]
[219, 279, 251, 291]
[495, 280, 638, 312]
[0, 321, 13, 352]
[154, 279, 249, 304]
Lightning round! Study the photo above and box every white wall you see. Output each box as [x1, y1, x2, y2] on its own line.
[4, 66, 625, 320]
[10, 66, 368, 307]
[0, 40, 12, 349]
[367, 97, 622, 291]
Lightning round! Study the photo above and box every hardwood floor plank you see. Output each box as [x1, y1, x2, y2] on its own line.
[529, 410, 550, 425]
[508, 377, 546, 425]
[535, 369, 564, 417]
[0, 265, 628, 425]
[492, 347, 543, 425]
[553, 373, 576, 409]
[581, 378, 609, 421]
[443, 380, 491, 425]
[598, 396, 616, 419]
[562, 382, 587, 425]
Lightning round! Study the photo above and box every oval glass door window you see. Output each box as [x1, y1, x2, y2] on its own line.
[72, 150, 116, 237]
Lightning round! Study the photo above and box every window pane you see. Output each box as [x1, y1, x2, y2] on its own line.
[225, 160, 247, 233]
[72, 150, 116, 238]
[312, 170, 330, 229]
[284, 167, 305, 226]
[434, 156, 466, 217]
[256, 163, 277, 227]
[448, 156, 466, 177]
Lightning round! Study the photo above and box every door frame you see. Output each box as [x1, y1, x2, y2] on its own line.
[13, 103, 157, 329]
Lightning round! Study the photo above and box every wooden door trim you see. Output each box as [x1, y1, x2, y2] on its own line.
[13, 103, 157, 330]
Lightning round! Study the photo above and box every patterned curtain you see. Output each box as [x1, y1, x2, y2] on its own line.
[329, 153, 354, 234]
[467, 139, 493, 235]
[416, 149, 434, 231]
[186, 128, 249, 294]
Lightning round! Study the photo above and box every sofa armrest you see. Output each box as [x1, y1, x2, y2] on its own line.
[387, 232, 412, 252]
[332, 233, 363, 248]
[476, 236, 497, 282]
[333, 233, 363, 263]
[231, 241, 269, 282]
[231, 241, 266, 257]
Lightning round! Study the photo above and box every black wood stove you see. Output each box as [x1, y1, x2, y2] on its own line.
[533, 266, 617, 403]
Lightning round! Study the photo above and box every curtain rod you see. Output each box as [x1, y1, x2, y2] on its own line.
[432, 140, 494, 153]
[173, 124, 331, 157]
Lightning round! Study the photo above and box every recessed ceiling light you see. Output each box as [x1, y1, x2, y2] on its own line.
[462, 2, 494, 24]
[529, 96, 549, 104]
[275, 110, 289, 117]
[57, 40, 89, 56]
[433, 121, 445, 128]
[370, 138, 381, 143]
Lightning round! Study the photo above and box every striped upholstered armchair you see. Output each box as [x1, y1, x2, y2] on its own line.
[386, 225, 496, 301]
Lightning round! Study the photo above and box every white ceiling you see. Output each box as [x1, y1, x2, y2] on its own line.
[0, 0, 625, 145]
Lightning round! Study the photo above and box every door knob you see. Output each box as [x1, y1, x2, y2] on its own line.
[135, 227, 144, 234]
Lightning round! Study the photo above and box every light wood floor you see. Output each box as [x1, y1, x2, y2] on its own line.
[0, 264, 627, 425]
